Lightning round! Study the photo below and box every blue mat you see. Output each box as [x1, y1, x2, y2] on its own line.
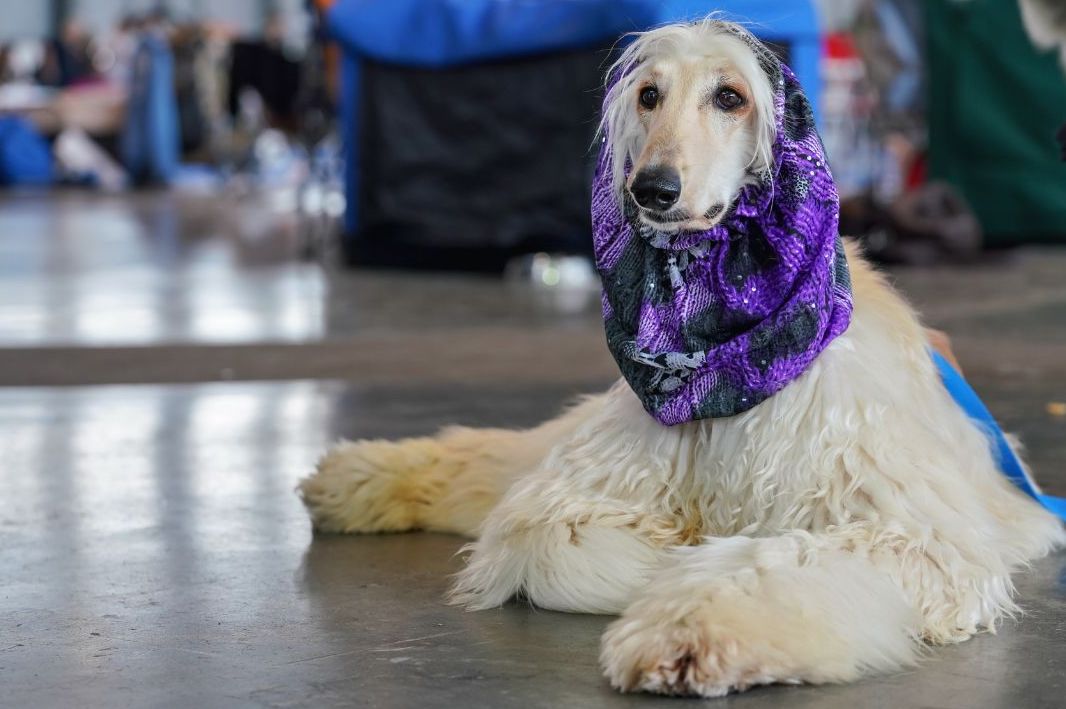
[935, 351, 1066, 520]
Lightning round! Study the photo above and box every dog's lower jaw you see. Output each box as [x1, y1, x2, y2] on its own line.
[641, 196, 733, 233]
[641, 214, 721, 235]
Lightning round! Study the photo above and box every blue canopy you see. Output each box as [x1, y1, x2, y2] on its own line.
[326, 0, 820, 68]
[326, 0, 822, 235]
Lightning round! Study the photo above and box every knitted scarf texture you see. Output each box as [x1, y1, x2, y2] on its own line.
[592, 52, 853, 426]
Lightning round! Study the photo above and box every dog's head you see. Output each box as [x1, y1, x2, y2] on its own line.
[600, 20, 778, 234]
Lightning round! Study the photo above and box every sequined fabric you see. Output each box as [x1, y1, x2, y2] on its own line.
[592, 52, 853, 426]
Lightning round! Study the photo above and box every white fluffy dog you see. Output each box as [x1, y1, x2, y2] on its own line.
[300, 20, 1064, 698]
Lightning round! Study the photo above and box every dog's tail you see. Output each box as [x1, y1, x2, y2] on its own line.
[298, 426, 530, 536]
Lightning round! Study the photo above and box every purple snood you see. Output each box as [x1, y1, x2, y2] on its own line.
[592, 55, 853, 426]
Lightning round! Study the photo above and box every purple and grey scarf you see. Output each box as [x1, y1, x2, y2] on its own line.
[592, 49, 853, 426]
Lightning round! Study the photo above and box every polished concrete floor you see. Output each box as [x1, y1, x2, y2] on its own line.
[2, 190, 1065, 708]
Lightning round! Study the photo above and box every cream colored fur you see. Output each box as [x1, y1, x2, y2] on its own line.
[601, 19, 775, 233]
[299, 20, 1064, 699]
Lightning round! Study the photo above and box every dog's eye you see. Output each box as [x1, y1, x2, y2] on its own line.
[715, 88, 744, 110]
[638, 87, 659, 110]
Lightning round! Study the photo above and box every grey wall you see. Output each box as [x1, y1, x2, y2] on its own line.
[68, 0, 263, 34]
[812, 0, 864, 32]
[0, 4, 51, 40]
[0, 0, 307, 43]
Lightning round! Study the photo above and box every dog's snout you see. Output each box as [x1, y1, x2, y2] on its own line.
[630, 166, 682, 211]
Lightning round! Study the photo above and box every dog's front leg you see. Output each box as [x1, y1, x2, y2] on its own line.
[448, 488, 672, 613]
[448, 382, 698, 613]
[600, 529, 922, 697]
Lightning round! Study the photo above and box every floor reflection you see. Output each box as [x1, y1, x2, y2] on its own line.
[0, 190, 602, 348]
[1, 381, 333, 621]
[0, 191, 326, 345]
[2, 378, 1064, 707]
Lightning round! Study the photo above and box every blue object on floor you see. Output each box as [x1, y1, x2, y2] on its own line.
[122, 32, 179, 185]
[326, 0, 822, 246]
[934, 351, 1066, 520]
[0, 116, 53, 186]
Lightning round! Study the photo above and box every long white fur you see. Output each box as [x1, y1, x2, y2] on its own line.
[299, 20, 1064, 698]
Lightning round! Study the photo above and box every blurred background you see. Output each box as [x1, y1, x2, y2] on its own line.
[2, 0, 1065, 455]
[1, 0, 1064, 348]
[4, 3, 1066, 705]
[0, 0, 1063, 445]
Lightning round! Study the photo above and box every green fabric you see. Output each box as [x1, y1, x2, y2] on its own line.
[927, 0, 1066, 245]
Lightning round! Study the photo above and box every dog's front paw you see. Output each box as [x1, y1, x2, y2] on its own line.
[600, 610, 795, 697]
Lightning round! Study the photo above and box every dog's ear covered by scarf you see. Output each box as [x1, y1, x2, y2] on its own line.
[591, 23, 854, 426]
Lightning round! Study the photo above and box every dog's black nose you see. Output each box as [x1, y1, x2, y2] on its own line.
[630, 166, 682, 211]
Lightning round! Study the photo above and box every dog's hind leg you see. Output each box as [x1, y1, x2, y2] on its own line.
[448, 382, 697, 613]
[600, 529, 922, 697]
[448, 492, 672, 613]
[298, 396, 602, 536]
